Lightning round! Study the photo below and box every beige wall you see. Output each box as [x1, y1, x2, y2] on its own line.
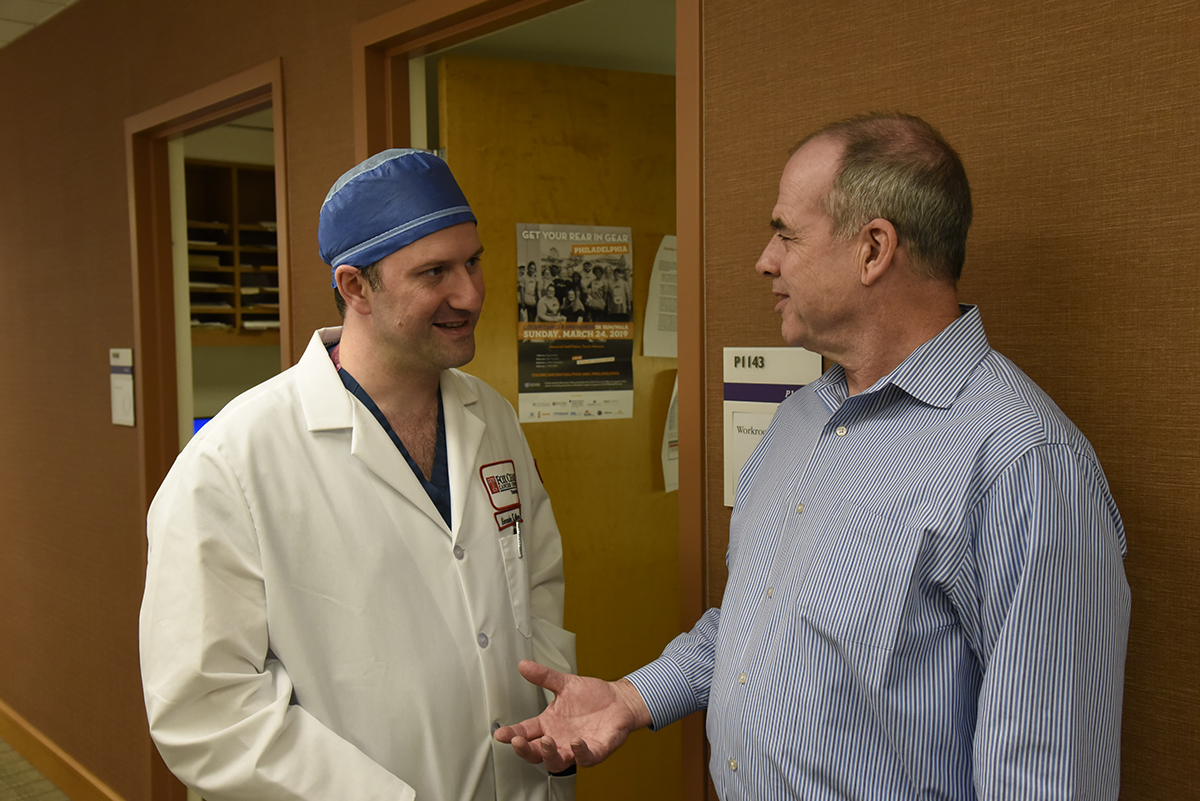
[190, 346, 280, 418]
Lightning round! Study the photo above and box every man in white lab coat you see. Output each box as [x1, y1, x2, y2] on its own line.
[140, 150, 576, 801]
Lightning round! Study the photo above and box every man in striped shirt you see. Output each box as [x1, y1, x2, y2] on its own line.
[496, 113, 1130, 799]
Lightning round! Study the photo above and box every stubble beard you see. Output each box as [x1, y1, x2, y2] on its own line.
[422, 325, 476, 374]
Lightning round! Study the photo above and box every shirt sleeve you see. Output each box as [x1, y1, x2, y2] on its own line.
[139, 440, 415, 801]
[624, 607, 720, 730]
[962, 442, 1130, 799]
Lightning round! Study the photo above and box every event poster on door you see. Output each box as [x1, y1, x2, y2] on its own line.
[515, 223, 634, 422]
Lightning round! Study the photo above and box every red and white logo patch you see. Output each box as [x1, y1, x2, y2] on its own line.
[480, 460, 520, 511]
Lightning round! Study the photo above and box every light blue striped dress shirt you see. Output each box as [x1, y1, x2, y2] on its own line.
[627, 306, 1130, 800]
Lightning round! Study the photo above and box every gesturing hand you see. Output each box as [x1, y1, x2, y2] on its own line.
[493, 660, 653, 773]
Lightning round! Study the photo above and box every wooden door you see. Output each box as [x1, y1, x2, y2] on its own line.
[440, 55, 682, 800]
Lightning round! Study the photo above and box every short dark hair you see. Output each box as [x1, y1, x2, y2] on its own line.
[333, 260, 384, 318]
[796, 112, 972, 283]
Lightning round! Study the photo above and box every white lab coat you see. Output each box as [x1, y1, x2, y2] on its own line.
[140, 328, 576, 801]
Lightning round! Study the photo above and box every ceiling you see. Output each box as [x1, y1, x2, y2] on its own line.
[0, 0, 79, 51]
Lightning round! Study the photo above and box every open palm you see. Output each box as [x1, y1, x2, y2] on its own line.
[493, 660, 651, 772]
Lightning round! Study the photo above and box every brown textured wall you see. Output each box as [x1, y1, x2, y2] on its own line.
[699, 0, 1199, 796]
[0, 1, 415, 799]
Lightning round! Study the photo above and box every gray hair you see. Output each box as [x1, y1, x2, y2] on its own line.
[796, 113, 972, 283]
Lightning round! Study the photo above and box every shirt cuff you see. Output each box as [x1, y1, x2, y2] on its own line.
[625, 656, 704, 732]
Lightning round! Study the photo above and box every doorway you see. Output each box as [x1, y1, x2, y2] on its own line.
[169, 107, 283, 448]
[354, 1, 696, 798]
[124, 58, 289, 801]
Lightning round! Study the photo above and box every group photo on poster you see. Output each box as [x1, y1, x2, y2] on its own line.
[516, 223, 635, 421]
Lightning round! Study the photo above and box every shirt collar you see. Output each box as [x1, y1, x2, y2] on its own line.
[813, 304, 991, 411]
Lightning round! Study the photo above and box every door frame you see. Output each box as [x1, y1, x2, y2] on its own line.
[123, 58, 290, 800]
[350, 2, 706, 795]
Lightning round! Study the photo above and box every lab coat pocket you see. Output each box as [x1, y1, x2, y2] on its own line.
[498, 532, 532, 638]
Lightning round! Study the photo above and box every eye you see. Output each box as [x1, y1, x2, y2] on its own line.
[769, 222, 794, 242]
[423, 265, 444, 277]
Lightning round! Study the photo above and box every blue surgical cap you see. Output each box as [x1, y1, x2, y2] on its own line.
[318, 149, 476, 286]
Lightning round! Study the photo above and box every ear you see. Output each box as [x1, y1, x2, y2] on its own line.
[334, 264, 373, 316]
[857, 218, 898, 287]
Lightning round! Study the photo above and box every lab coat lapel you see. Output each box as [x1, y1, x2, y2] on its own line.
[297, 327, 450, 533]
[349, 399, 450, 535]
[440, 370, 485, 544]
[297, 328, 354, 431]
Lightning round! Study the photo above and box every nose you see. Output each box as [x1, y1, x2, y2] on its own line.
[756, 235, 781, 278]
[448, 264, 486, 312]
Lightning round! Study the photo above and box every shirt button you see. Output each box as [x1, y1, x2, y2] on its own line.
[767, 587, 774, 598]
[796, 502, 805, 514]
[728, 758, 738, 771]
[738, 673, 747, 684]
[835, 425, 848, 436]
[477, 633, 489, 648]
[492, 721, 501, 733]
[453, 544, 464, 560]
